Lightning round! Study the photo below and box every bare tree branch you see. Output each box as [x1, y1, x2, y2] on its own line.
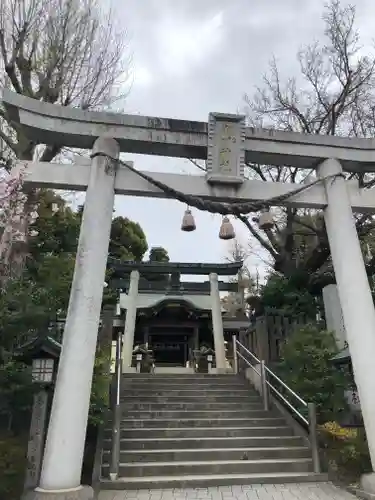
[0, 0, 132, 276]
[240, 0, 375, 285]
[188, 158, 206, 173]
[237, 215, 278, 259]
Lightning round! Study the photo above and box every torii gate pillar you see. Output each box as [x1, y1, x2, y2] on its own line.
[29, 137, 120, 499]
[318, 159, 375, 495]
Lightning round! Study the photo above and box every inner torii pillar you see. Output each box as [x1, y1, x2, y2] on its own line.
[121, 269, 140, 372]
[209, 272, 226, 371]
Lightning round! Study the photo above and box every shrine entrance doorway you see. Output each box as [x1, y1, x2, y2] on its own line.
[148, 332, 189, 367]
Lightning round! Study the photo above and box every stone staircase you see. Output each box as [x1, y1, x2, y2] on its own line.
[100, 374, 325, 489]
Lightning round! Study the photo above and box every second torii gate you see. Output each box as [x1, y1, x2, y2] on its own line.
[4, 89, 375, 499]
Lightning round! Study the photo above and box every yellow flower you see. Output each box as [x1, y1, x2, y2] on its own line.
[320, 421, 357, 440]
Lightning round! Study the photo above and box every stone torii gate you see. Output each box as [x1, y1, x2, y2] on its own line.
[4, 89, 375, 499]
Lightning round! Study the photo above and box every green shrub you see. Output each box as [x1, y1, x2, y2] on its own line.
[89, 346, 111, 426]
[319, 422, 371, 482]
[277, 323, 349, 423]
[0, 361, 34, 433]
[0, 433, 28, 500]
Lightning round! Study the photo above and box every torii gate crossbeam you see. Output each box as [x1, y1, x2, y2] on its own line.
[4, 89, 375, 172]
[13, 159, 375, 213]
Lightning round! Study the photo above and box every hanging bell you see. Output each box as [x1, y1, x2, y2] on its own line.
[219, 216, 235, 240]
[181, 208, 196, 232]
[258, 209, 274, 230]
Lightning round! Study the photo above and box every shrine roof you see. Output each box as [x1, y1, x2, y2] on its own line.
[13, 335, 62, 363]
[120, 293, 212, 312]
[110, 277, 238, 293]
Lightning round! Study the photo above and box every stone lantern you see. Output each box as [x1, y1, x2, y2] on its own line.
[14, 336, 61, 492]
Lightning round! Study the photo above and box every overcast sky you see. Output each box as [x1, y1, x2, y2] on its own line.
[107, 0, 374, 277]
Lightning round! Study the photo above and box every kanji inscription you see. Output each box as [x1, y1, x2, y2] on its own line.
[206, 112, 245, 185]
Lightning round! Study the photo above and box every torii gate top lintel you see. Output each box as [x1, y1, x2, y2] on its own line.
[3, 89, 375, 173]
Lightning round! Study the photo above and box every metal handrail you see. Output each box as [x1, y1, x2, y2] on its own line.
[266, 380, 308, 425]
[236, 339, 261, 364]
[235, 338, 306, 414]
[232, 334, 239, 375]
[233, 336, 320, 474]
[264, 365, 308, 407]
[236, 349, 260, 376]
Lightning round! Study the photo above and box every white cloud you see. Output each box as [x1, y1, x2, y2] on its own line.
[134, 64, 154, 88]
[156, 11, 224, 77]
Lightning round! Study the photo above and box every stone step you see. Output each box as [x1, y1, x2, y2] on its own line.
[101, 446, 312, 463]
[121, 374, 239, 380]
[100, 472, 328, 490]
[102, 435, 307, 450]
[101, 458, 313, 478]
[119, 380, 241, 386]
[121, 381, 250, 392]
[121, 377, 250, 390]
[121, 389, 252, 397]
[121, 382, 250, 394]
[101, 374, 320, 491]
[109, 417, 286, 429]
[119, 402, 263, 411]
[117, 409, 272, 419]
[119, 395, 259, 403]
[122, 379, 248, 385]
[104, 426, 294, 439]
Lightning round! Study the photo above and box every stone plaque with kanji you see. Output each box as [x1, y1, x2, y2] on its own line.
[206, 112, 246, 185]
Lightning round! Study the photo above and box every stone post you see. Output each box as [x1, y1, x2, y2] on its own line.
[322, 284, 347, 350]
[318, 158, 375, 495]
[143, 325, 149, 347]
[99, 306, 115, 408]
[121, 270, 140, 372]
[100, 306, 115, 353]
[209, 272, 226, 372]
[255, 316, 269, 363]
[194, 325, 199, 351]
[24, 389, 49, 492]
[33, 137, 119, 498]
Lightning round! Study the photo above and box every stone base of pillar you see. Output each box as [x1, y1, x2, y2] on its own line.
[23, 486, 94, 500]
[360, 473, 375, 499]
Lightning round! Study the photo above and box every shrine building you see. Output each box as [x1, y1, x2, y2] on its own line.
[110, 260, 250, 373]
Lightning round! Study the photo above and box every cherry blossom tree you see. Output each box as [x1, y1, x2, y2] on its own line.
[0, 164, 39, 284]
